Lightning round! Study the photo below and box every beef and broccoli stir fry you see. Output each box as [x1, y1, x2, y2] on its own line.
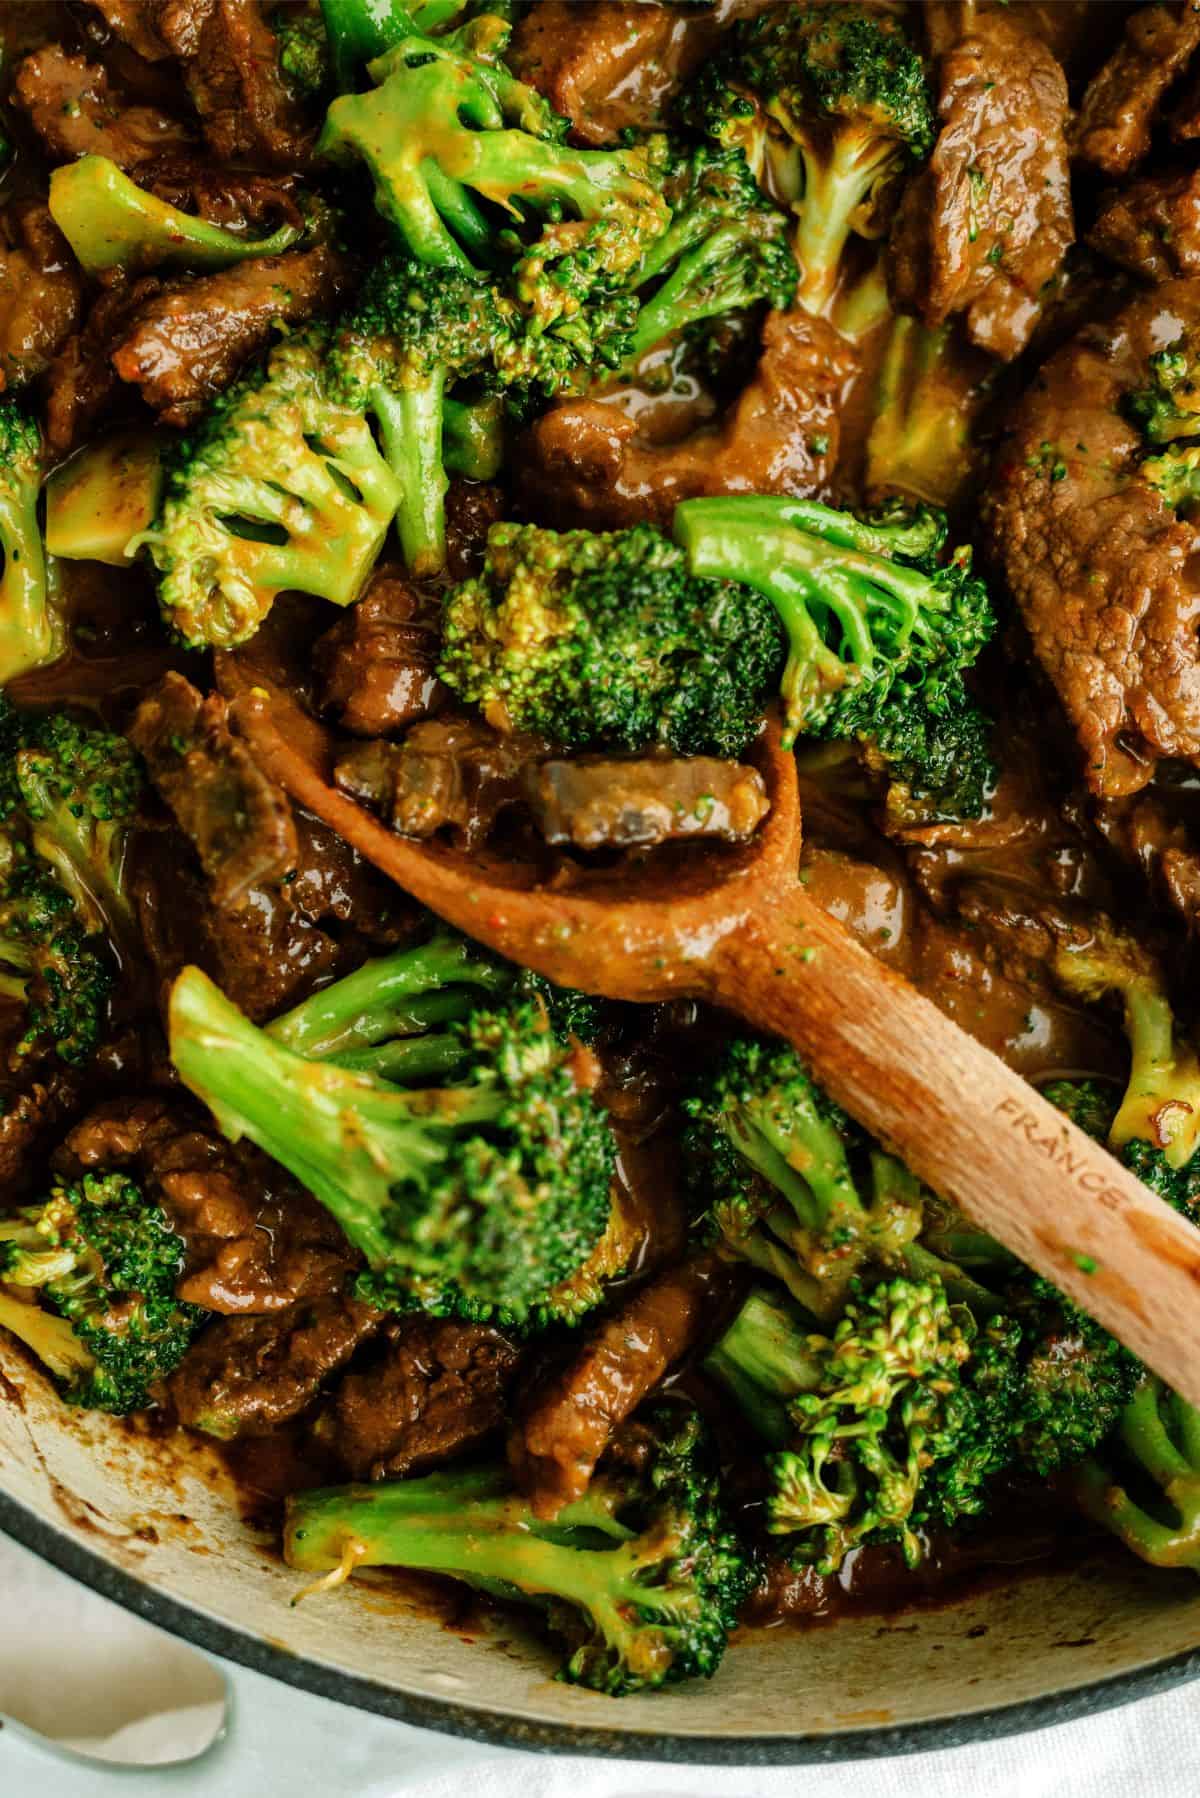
[3, 0, 1200, 1700]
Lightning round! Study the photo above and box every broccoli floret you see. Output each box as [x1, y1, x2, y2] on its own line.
[682, 1035, 989, 1318]
[622, 141, 797, 365]
[682, 5, 932, 320]
[273, 3, 331, 99]
[1141, 444, 1200, 513]
[134, 332, 403, 649]
[1050, 926, 1200, 1178]
[0, 707, 142, 1063]
[999, 1279, 1139, 1480]
[690, 1039, 1139, 1565]
[706, 1273, 1136, 1573]
[47, 156, 307, 279]
[316, 15, 665, 279]
[0, 400, 58, 686]
[763, 1277, 975, 1570]
[1043, 1078, 1120, 1146]
[284, 1401, 751, 1694]
[439, 520, 785, 758]
[673, 495, 995, 754]
[0, 1173, 205, 1412]
[1072, 1377, 1200, 1573]
[857, 672, 998, 828]
[169, 965, 619, 1326]
[1125, 335, 1200, 444]
[325, 253, 610, 573]
[0, 850, 114, 1068]
[11, 710, 144, 947]
[515, 968, 611, 1050]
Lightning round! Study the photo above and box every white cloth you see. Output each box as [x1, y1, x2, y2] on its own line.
[0, 1532, 1194, 1797]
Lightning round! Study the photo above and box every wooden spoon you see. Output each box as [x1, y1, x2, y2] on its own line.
[229, 673, 1200, 1402]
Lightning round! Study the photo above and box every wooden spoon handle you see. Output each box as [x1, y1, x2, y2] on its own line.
[715, 882, 1200, 1404]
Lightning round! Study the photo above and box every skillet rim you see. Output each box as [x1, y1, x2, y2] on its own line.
[2, 1484, 1198, 1766]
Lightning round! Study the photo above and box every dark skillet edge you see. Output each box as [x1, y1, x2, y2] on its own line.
[2, 1491, 1198, 1768]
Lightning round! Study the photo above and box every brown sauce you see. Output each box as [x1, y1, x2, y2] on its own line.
[0, 0, 1186, 1660]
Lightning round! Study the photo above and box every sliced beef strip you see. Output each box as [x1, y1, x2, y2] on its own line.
[134, 156, 311, 239]
[317, 1316, 521, 1480]
[43, 277, 163, 455]
[130, 798, 409, 1024]
[156, 0, 311, 168]
[284, 810, 412, 942]
[1074, 3, 1200, 177]
[79, 1, 173, 61]
[521, 307, 855, 532]
[169, 1292, 381, 1436]
[923, 1, 1103, 69]
[888, 12, 1073, 361]
[108, 242, 348, 425]
[56, 1096, 357, 1315]
[986, 278, 1200, 797]
[0, 202, 82, 394]
[509, 1, 727, 146]
[129, 673, 299, 908]
[13, 44, 194, 168]
[334, 719, 547, 848]
[1090, 790, 1200, 934]
[313, 573, 445, 738]
[131, 830, 340, 1022]
[0, 1067, 86, 1200]
[46, 238, 342, 446]
[509, 1255, 730, 1517]
[522, 756, 770, 851]
[1172, 59, 1200, 144]
[1088, 171, 1200, 283]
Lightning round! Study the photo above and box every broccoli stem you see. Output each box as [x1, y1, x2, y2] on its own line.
[674, 496, 953, 744]
[703, 1287, 823, 1446]
[676, 492, 942, 570]
[266, 933, 510, 1057]
[319, 0, 463, 91]
[1113, 979, 1200, 1169]
[48, 156, 304, 278]
[285, 1472, 664, 1624]
[444, 396, 505, 480]
[369, 374, 449, 574]
[332, 1030, 470, 1082]
[441, 132, 647, 230]
[831, 259, 891, 344]
[0, 1289, 96, 1387]
[1074, 1379, 1200, 1569]
[794, 137, 898, 318]
[626, 223, 758, 362]
[421, 163, 495, 264]
[0, 450, 53, 685]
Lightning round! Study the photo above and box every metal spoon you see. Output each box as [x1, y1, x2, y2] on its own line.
[0, 1536, 228, 1770]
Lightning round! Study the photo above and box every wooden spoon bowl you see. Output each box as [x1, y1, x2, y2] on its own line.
[226, 653, 1200, 1403]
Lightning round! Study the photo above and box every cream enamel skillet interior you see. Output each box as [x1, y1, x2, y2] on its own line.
[3, 1355, 1200, 1761]
[4, 0, 1200, 1763]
